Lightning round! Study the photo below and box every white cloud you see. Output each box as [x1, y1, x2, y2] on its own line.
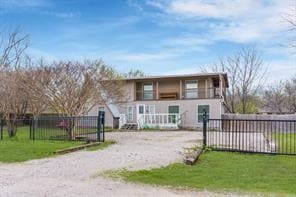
[161, 34, 212, 50]
[0, 0, 47, 8]
[266, 58, 296, 82]
[168, 0, 259, 18]
[162, 67, 201, 75]
[146, 0, 293, 43]
[44, 11, 80, 19]
[100, 33, 212, 64]
[103, 50, 176, 62]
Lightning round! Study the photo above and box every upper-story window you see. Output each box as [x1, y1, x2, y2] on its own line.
[143, 82, 153, 100]
[185, 80, 198, 98]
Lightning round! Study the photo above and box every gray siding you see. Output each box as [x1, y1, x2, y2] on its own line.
[117, 99, 223, 128]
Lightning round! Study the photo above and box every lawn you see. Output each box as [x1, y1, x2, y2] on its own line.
[117, 151, 296, 195]
[273, 133, 296, 154]
[0, 127, 111, 163]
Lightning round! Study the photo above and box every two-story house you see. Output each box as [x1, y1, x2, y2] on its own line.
[88, 73, 228, 129]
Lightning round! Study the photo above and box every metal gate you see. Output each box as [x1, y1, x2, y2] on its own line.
[0, 112, 105, 142]
[203, 113, 296, 155]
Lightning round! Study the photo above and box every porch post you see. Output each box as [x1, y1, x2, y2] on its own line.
[205, 78, 208, 98]
[219, 74, 223, 98]
[179, 80, 182, 99]
[134, 82, 136, 101]
[156, 81, 159, 100]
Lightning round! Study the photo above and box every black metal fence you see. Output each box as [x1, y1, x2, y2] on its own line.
[0, 112, 105, 142]
[203, 117, 296, 155]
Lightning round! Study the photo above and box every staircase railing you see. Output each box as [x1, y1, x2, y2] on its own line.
[119, 114, 127, 129]
[177, 111, 186, 127]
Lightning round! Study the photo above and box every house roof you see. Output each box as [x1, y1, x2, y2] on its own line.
[126, 72, 229, 87]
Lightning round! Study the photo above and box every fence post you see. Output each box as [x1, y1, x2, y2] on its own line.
[32, 118, 36, 141]
[203, 110, 207, 147]
[29, 118, 32, 139]
[97, 111, 105, 142]
[0, 119, 3, 140]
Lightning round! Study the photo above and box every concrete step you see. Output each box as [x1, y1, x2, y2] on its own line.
[120, 123, 138, 130]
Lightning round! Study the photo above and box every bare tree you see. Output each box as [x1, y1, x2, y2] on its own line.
[210, 57, 239, 113]
[263, 77, 296, 113]
[236, 48, 266, 113]
[264, 83, 287, 113]
[204, 47, 266, 114]
[25, 60, 124, 139]
[284, 76, 296, 113]
[18, 59, 50, 118]
[0, 28, 29, 70]
[0, 29, 29, 137]
[0, 71, 28, 137]
[41, 60, 123, 117]
[283, 2, 296, 50]
[124, 69, 145, 78]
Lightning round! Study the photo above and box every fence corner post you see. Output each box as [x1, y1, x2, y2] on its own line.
[97, 111, 105, 142]
[203, 109, 207, 147]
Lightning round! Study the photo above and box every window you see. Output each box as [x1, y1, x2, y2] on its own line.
[143, 82, 153, 100]
[197, 105, 209, 123]
[185, 80, 198, 98]
[145, 105, 155, 114]
[98, 107, 105, 112]
[127, 106, 133, 121]
[168, 105, 179, 114]
[138, 105, 144, 114]
[168, 105, 180, 123]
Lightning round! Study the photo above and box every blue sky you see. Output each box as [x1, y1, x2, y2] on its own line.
[0, 0, 295, 82]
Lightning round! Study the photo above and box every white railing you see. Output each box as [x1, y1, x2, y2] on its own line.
[119, 114, 127, 129]
[137, 113, 181, 129]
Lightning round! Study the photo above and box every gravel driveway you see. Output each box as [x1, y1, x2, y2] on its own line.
[0, 131, 228, 197]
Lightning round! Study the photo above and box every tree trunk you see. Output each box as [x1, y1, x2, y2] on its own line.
[7, 118, 17, 137]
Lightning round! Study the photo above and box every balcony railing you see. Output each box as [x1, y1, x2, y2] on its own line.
[136, 90, 157, 101]
[135, 87, 221, 101]
[182, 87, 221, 99]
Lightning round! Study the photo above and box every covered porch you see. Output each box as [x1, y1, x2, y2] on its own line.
[119, 104, 184, 129]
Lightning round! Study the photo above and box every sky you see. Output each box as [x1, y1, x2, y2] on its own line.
[0, 0, 295, 82]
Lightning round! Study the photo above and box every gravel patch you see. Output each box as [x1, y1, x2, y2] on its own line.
[0, 131, 233, 197]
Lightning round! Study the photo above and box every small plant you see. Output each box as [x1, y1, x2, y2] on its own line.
[203, 145, 213, 152]
[143, 125, 150, 130]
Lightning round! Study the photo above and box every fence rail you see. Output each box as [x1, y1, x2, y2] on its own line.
[0, 113, 105, 142]
[204, 117, 296, 155]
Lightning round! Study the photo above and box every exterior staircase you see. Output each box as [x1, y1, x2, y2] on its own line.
[120, 123, 138, 130]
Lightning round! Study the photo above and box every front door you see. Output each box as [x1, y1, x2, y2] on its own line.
[137, 104, 145, 119]
[168, 105, 179, 123]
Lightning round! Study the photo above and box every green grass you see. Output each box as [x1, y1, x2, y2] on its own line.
[273, 133, 296, 154]
[117, 151, 296, 195]
[0, 127, 83, 163]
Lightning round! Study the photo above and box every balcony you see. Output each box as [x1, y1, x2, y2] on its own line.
[135, 87, 221, 101]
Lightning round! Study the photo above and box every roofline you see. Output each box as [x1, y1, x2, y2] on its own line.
[125, 72, 225, 80]
[125, 72, 229, 87]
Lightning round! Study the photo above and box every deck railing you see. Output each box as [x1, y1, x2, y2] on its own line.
[137, 113, 181, 129]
